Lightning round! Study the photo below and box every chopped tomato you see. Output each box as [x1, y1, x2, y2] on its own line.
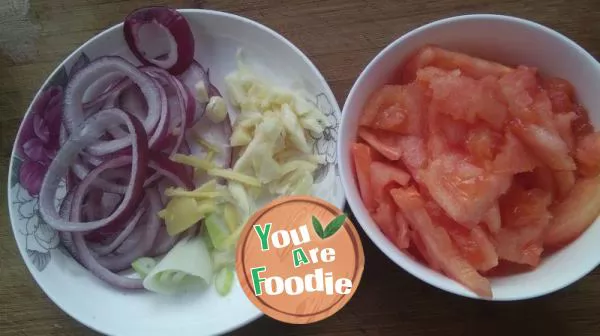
[492, 132, 538, 174]
[467, 127, 502, 164]
[391, 187, 492, 297]
[410, 230, 441, 271]
[359, 84, 426, 135]
[370, 161, 411, 202]
[498, 66, 539, 123]
[426, 133, 449, 159]
[435, 211, 499, 272]
[545, 174, 600, 247]
[404, 45, 512, 82]
[372, 200, 397, 241]
[352, 143, 376, 211]
[395, 212, 411, 249]
[572, 104, 594, 139]
[493, 225, 545, 267]
[354, 45, 600, 298]
[499, 185, 552, 229]
[510, 120, 576, 171]
[423, 67, 507, 127]
[494, 185, 550, 266]
[478, 76, 509, 130]
[531, 91, 557, 131]
[397, 136, 427, 173]
[553, 112, 577, 151]
[515, 167, 557, 201]
[575, 132, 600, 177]
[483, 203, 502, 234]
[543, 77, 575, 114]
[419, 153, 511, 227]
[360, 85, 404, 127]
[357, 127, 403, 161]
[441, 116, 470, 148]
[554, 171, 575, 199]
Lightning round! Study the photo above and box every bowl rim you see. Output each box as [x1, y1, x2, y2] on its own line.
[7, 8, 342, 335]
[338, 13, 600, 301]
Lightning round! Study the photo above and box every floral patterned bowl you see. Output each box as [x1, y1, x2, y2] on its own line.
[8, 9, 343, 336]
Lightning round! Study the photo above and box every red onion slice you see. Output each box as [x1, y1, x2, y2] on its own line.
[91, 201, 145, 256]
[81, 73, 126, 111]
[39, 108, 149, 232]
[147, 151, 195, 189]
[96, 190, 162, 272]
[124, 7, 194, 75]
[64, 57, 162, 156]
[72, 232, 143, 289]
[149, 227, 178, 257]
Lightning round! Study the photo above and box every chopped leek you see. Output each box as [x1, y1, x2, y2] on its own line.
[132, 257, 157, 279]
[143, 236, 213, 295]
[223, 203, 240, 232]
[215, 267, 235, 296]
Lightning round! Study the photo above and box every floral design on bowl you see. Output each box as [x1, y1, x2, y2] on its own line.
[309, 93, 340, 183]
[10, 53, 90, 271]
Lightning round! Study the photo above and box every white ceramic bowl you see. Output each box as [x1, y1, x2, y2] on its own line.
[8, 9, 344, 335]
[338, 14, 600, 301]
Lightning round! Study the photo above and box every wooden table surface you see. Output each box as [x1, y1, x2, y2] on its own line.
[2, 0, 600, 335]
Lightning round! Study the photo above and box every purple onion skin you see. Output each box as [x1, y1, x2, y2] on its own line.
[124, 7, 195, 75]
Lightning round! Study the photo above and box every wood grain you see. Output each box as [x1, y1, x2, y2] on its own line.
[2, 0, 600, 335]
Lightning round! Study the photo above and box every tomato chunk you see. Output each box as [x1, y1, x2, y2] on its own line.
[499, 185, 552, 229]
[404, 45, 512, 82]
[419, 153, 511, 227]
[372, 200, 397, 241]
[419, 67, 508, 128]
[543, 77, 575, 114]
[352, 143, 376, 211]
[510, 120, 576, 171]
[391, 187, 493, 297]
[575, 132, 600, 177]
[493, 225, 545, 267]
[358, 127, 402, 161]
[545, 175, 600, 247]
[370, 161, 411, 202]
[493, 132, 538, 174]
[395, 212, 411, 249]
[359, 84, 426, 135]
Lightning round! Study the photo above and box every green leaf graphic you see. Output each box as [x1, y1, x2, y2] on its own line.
[323, 214, 347, 238]
[312, 216, 325, 239]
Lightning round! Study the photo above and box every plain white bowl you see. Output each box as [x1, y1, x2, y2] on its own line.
[8, 9, 344, 335]
[338, 14, 600, 301]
